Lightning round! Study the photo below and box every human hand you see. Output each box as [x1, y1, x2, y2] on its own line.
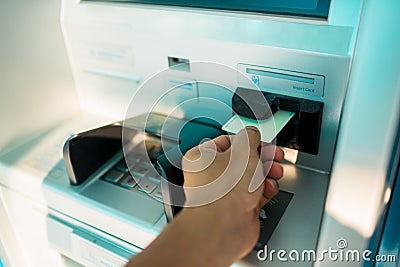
[126, 127, 284, 267]
[181, 126, 284, 265]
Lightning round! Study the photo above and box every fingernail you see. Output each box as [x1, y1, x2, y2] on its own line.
[279, 164, 284, 175]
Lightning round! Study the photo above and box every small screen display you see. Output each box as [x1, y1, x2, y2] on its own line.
[89, 0, 331, 19]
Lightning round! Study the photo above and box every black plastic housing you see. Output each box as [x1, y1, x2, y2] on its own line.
[232, 87, 323, 155]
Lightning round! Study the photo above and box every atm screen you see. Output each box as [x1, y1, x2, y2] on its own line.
[85, 0, 331, 19]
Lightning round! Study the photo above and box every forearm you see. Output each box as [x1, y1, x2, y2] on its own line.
[126, 206, 238, 267]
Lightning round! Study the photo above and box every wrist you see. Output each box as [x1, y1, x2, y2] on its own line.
[179, 203, 244, 266]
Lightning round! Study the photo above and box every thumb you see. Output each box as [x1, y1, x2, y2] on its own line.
[231, 126, 261, 159]
[228, 126, 262, 187]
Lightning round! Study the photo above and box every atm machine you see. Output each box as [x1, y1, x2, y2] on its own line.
[36, 0, 400, 266]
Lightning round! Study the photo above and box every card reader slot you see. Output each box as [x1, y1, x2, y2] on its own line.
[231, 88, 323, 155]
[246, 68, 315, 84]
[238, 63, 325, 97]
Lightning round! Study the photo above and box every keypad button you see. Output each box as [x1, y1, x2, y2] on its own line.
[103, 170, 124, 183]
[116, 162, 129, 173]
[129, 153, 146, 163]
[138, 153, 151, 162]
[125, 156, 139, 165]
[148, 175, 161, 184]
[120, 175, 137, 189]
[151, 185, 163, 199]
[132, 165, 149, 177]
[143, 161, 154, 167]
[138, 179, 157, 194]
[148, 177, 161, 184]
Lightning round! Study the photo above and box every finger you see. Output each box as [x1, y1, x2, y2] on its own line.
[264, 179, 279, 199]
[259, 197, 269, 209]
[263, 162, 284, 180]
[259, 179, 279, 207]
[228, 126, 262, 190]
[248, 161, 265, 193]
[260, 145, 284, 162]
[182, 144, 217, 173]
[274, 147, 285, 162]
[200, 135, 232, 152]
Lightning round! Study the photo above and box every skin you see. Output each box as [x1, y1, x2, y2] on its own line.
[126, 127, 284, 267]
